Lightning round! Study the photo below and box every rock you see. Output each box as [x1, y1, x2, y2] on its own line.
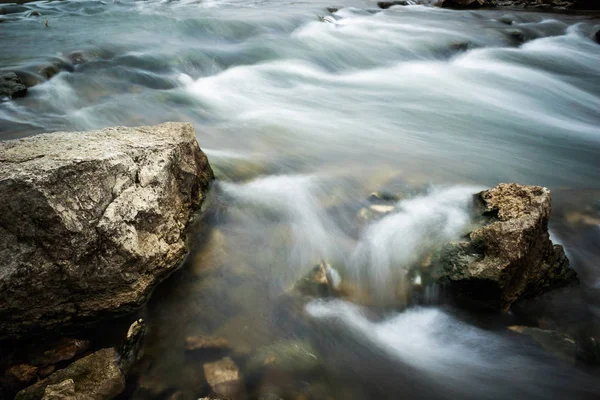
[436, 183, 576, 311]
[438, 0, 497, 8]
[15, 348, 126, 400]
[378, 0, 412, 8]
[32, 338, 90, 367]
[185, 336, 230, 352]
[41, 379, 78, 400]
[293, 262, 342, 298]
[202, 357, 241, 398]
[6, 364, 38, 384]
[509, 326, 577, 364]
[0, 5, 28, 15]
[38, 366, 56, 379]
[246, 340, 320, 376]
[576, 336, 600, 365]
[17, 320, 144, 400]
[0, 122, 213, 337]
[118, 319, 146, 373]
[0, 72, 27, 99]
[368, 191, 401, 202]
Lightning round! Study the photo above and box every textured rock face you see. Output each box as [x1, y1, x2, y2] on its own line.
[16, 348, 125, 400]
[0, 122, 213, 337]
[437, 183, 576, 310]
[0, 72, 27, 99]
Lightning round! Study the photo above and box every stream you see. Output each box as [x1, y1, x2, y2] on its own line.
[1, 0, 600, 399]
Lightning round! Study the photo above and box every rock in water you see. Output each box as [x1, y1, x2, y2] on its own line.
[16, 319, 145, 400]
[0, 122, 214, 337]
[438, 0, 497, 8]
[16, 348, 125, 400]
[0, 72, 27, 99]
[436, 183, 576, 310]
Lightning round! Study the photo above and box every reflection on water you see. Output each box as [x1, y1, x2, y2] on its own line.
[2, 0, 600, 398]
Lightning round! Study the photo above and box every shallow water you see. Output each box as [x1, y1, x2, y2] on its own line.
[1, 0, 600, 399]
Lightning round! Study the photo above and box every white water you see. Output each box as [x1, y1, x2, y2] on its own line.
[2, 1, 600, 398]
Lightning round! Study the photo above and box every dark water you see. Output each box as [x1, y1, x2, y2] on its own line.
[1, 0, 600, 399]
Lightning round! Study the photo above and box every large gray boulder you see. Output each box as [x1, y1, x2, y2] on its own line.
[0, 122, 213, 337]
[436, 183, 576, 310]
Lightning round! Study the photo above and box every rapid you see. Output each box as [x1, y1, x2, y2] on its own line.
[1, 0, 600, 398]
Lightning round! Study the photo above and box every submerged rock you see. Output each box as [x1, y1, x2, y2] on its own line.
[246, 340, 320, 377]
[436, 183, 576, 310]
[293, 262, 342, 298]
[15, 349, 125, 400]
[378, 1, 413, 8]
[509, 326, 577, 364]
[185, 336, 230, 352]
[0, 72, 27, 99]
[0, 122, 214, 337]
[31, 338, 90, 367]
[202, 357, 242, 398]
[15, 320, 145, 400]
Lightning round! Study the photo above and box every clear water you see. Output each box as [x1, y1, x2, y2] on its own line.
[1, 1, 600, 399]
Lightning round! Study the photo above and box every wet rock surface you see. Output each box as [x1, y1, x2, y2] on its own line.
[0, 72, 27, 99]
[436, 183, 577, 310]
[14, 320, 145, 400]
[0, 122, 214, 337]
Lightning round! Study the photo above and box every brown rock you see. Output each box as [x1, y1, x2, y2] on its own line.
[15, 348, 125, 400]
[38, 365, 56, 379]
[437, 183, 576, 310]
[203, 357, 241, 398]
[32, 338, 90, 367]
[185, 336, 230, 352]
[0, 123, 214, 337]
[6, 364, 38, 384]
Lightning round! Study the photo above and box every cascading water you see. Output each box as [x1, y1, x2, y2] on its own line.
[1, 0, 600, 398]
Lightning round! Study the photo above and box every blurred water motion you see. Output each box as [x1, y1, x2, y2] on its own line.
[2, 0, 600, 398]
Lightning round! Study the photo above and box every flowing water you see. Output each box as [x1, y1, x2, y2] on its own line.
[2, 0, 600, 399]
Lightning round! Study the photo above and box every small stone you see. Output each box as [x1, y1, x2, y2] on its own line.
[203, 357, 241, 397]
[185, 336, 229, 352]
[378, 0, 411, 9]
[293, 262, 341, 298]
[246, 340, 320, 376]
[6, 364, 38, 384]
[368, 191, 401, 202]
[369, 204, 395, 214]
[32, 338, 90, 367]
